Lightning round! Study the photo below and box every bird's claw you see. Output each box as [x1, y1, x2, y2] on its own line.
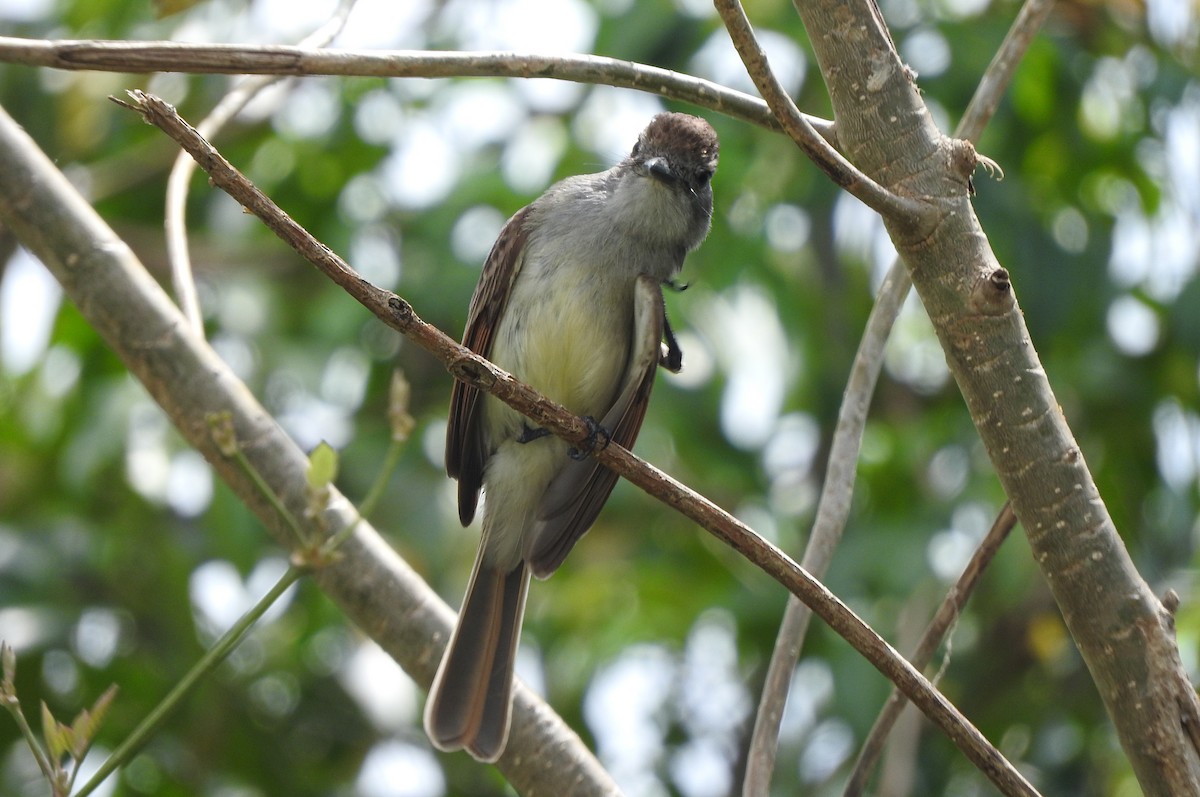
[568, 416, 610, 460]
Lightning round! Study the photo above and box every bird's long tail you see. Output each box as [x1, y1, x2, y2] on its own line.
[424, 553, 530, 762]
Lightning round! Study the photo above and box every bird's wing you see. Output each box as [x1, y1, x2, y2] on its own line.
[526, 274, 667, 578]
[446, 206, 533, 527]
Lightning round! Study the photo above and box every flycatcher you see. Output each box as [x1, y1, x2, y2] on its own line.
[425, 112, 719, 762]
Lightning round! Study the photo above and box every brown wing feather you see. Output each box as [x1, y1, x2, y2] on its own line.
[526, 276, 667, 577]
[446, 206, 534, 527]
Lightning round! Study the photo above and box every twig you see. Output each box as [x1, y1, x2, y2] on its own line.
[0, 36, 835, 143]
[206, 412, 310, 547]
[165, 0, 359, 337]
[0, 647, 55, 783]
[741, 1, 1057, 790]
[116, 89, 1041, 797]
[957, 0, 1057, 144]
[844, 502, 1019, 796]
[742, 256, 912, 797]
[359, 371, 415, 519]
[711, 0, 927, 223]
[73, 566, 307, 797]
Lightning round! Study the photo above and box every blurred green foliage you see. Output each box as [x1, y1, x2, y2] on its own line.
[0, 0, 1198, 795]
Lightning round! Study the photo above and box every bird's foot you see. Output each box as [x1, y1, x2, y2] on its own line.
[568, 416, 611, 460]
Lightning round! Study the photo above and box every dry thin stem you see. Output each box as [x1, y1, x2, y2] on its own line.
[742, 250, 912, 797]
[741, 0, 1057, 792]
[165, 0, 358, 338]
[958, 0, 1057, 144]
[711, 0, 926, 223]
[840, 1, 1058, 788]
[116, 89, 1041, 797]
[844, 503, 1019, 796]
[0, 36, 835, 143]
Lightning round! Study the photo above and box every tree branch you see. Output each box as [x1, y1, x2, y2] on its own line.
[843, 503, 1019, 796]
[114, 89, 1041, 797]
[0, 36, 835, 143]
[957, 0, 1057, 144]
[165, 0, 359, 338]
[712, 0, 928, 224]
[742, 253, 913, 797]
[0, 101, 620, 797]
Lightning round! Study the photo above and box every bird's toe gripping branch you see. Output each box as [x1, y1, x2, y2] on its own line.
[568, 416, 611, 460]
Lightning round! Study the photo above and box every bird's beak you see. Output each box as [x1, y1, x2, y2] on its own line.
[644, 156, 676, 185]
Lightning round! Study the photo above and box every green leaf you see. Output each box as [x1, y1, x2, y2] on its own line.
[41, 702, 68, 763]
[306, 442, 338, 490]
[87, 685, 118, 734]
[69, 685, 118, 758]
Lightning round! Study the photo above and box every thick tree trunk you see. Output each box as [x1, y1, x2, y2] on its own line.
[790, 1, 1200, 793]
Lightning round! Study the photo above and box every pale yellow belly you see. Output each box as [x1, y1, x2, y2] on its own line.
[486, 274, 631, 440]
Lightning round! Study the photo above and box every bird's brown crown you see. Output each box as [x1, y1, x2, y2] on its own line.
[636, 112, 719, 171]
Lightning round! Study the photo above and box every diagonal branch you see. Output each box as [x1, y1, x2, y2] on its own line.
[116, 89, 1042, 797]
[957, 0, 1056, 144]
[843, 503, 1019, 796]
[0, 100, 619, 797]
[711, 0, 928, 223]
[742, 255, 913, 797]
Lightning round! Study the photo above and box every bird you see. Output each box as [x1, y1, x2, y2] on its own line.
[425, 112, 719, 762]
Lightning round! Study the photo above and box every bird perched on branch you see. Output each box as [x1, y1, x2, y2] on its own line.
[425, 112, 719, 762]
